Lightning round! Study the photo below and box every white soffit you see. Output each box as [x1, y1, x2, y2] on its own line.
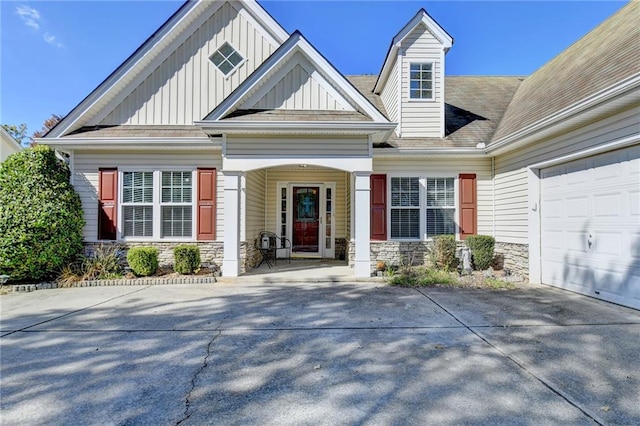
[47, 0, 289, 138]
[204, 31, 390, 123]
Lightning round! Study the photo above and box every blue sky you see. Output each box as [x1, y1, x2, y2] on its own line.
[0, 0, 627, 140]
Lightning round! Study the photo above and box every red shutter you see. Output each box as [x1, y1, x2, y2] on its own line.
[197, 168, 216, 240]
[98, 168, 117, 240]
[459, 173, 477, 240]
[370, 174, 387, 240]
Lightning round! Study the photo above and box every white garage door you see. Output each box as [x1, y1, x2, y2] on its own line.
[541, 144, 640, 310]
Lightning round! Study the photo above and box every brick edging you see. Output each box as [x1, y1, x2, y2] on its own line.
[9, 276, 217, 293]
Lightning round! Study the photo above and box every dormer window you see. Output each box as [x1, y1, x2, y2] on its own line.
[409, 62, 433, 99]
[210, 42, 244, 76]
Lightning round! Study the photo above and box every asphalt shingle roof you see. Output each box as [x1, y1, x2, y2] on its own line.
[348, 75, 523, 148]
[492, 1, 640, 142]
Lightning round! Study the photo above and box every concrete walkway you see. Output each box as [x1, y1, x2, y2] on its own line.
[1, 282, 639, 425]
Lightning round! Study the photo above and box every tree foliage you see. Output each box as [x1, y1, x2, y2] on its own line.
[0, 145, 85, 281]
[1, 124, 28, 146]
[31, 114, 63, 140]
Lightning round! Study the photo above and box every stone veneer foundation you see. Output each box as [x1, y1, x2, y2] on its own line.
[350, 240, 529, 279]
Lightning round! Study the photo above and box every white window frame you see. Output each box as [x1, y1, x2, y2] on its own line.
[425, 177, 457, 238]
[389, 175, 422, 240]
[160, 171, 194, 239]
[409, 62, 434, 101]
[387, 173, 459, 241]
[118, 168, 196, 242]
[121, 171, 154, 239]
[209, 41, 246, 79]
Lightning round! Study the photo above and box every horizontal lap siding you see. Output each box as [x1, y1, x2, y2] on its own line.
[226, 137, 369, 157]
[244, 169, 266, 241]
[373, 157, 493, 236]
[98, 2, 277, 125]
[381, 60, 399, 123]
[400, 25, 442, 138]
[494, 105, 640, 244]
[73, 151, 222, 242]
[264, 168, 348, 239]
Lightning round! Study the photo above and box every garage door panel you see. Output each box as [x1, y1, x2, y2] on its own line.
[593, 231, 624, 257]
[593, 193, 622, 218]
[566, 196, 589, 218]
[541, 144, 639, 310]
[630, 191, 640, 216]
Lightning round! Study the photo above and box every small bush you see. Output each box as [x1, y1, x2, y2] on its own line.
[431, 235, 457, 271]
[82, 244, 124, 280]
[127, 247, 159, 277]
[174, 245, 201, 274]
[466, 235, 495, 270]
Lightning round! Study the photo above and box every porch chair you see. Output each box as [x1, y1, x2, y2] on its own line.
[255, 231, 291, 268]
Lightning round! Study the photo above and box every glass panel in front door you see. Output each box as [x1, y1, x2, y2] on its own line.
[293, 186, 320, 253]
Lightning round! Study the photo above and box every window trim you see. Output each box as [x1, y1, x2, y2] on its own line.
[387, 173, 459, 241]
[209, 42, 246, 79]
[118, 168, 196, 242]
[408, 62, 435, 102]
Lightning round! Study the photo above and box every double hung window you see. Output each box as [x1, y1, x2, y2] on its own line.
[121, 170, 194, 239]
[389, 176, 456, 240]
[409, 63, 433, 100]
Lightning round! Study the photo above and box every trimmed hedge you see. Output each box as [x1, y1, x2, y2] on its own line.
[127, 247, 159, 277]
[174, 245, 201, 274]
[465, 235, 495, 270]
[431, 235, 457, 271]
[0, 146, 85, 281]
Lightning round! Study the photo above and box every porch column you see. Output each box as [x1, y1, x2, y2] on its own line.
[354, 172, 371, 277]
[223, 171, 243, 277]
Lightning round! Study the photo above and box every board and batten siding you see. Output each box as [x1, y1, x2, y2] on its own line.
[248, 60, 353, 111]
[225, 136, 370, 158]
[73, 151, 223, 242]
[264, 168, 348, 240]
[244, 169, 266, 242]
[373, 157, 494, 236]
[380, 59, 399, 123]
[400, 24, 443, 138]
[97, 2, 277, 126]
[494, 105, 640, 244]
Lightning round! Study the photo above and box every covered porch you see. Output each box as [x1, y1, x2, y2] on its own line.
[221, 157, 373, 279]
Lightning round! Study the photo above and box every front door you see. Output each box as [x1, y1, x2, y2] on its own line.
[292, 186, 320, 254]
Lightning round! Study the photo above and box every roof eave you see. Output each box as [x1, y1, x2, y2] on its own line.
[487, 73, 640, 156]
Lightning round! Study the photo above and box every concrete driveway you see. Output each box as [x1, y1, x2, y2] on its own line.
[1, 282, 639, 425]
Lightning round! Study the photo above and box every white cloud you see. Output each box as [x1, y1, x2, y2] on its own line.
[43, 33, 64, 48]
[16, 5, 40, 30]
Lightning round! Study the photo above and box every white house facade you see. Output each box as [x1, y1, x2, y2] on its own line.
[41, 1, 639, 309]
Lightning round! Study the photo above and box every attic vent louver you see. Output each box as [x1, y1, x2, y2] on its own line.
[210, 42, 244, 76]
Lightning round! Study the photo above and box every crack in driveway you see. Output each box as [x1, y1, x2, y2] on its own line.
[176, 316, 229, 426]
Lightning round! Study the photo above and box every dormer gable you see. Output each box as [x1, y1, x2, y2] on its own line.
[374, 9, 453, 138]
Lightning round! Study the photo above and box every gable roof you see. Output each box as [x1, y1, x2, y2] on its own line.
[201, 31, 390, 123]
[492, 1, 640, 144]
[374, 8, 453, 94]
[46, 0, 289, 138]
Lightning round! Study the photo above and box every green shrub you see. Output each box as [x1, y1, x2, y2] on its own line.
[388, 267, 458, 287]
[127, 247, 159, 277]
[0, 146, 85, 281]
[466, 235, 495, 270]
[174, 245, 200, 274]
[431, 235, 457, 271]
